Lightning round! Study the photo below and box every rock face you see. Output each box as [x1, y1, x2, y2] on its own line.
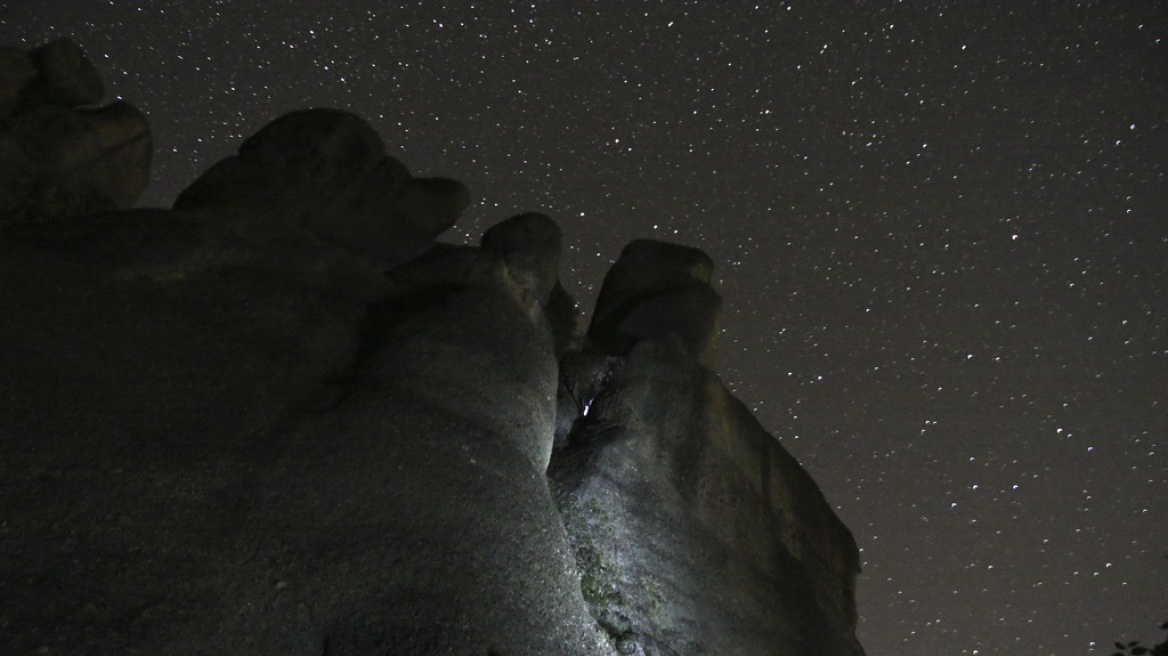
[173, 107, 469, 270]
[587, 239, 722, 369]
[0, 39, 150, 221]
[480, 211, 578, 356]
[551, 244, 863, 654]
[0, 51, 864, 656]
[0, 113, 609, 656]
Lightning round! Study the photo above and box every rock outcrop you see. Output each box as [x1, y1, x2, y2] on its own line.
[586, 239, 722, 368]
[173, 107, 469, 270]
[0, 47, 863, 655]
[0, 39, 150, 221]
[1, 113, 608, 656]
[550, 243, 862, 654]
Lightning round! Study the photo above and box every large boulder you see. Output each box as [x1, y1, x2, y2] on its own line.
[480, 211, 563, 305]
[481, 211, 578, 356]
[174, 108, 469, 269]
[0, 203, 615, 654]
[551, 240, 864, 655]
[588, 239, 722, 368]
[27, 38, 105, 107]
[0, 40, 150, 221]
[0, 95, 606, 650]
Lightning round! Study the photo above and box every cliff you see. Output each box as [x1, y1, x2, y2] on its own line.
[0, 41, 864, 656]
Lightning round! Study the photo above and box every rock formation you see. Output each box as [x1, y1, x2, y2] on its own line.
[0, 39, 150, 221]
[550, 240, 862, 654]
[0, 41, 864, 656]
[172, 107, 468, 270]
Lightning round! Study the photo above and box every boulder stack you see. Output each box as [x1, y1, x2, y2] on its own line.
[174, 107, 469, 270]
[0, 39, 150, 220]
[0, 43, 865, 656]
[551, 240, 864, 655]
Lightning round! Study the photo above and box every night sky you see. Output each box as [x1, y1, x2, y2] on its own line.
[4, 2, 1166, 654]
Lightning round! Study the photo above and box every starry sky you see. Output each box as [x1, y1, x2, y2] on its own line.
[4, 2, 1166, 654]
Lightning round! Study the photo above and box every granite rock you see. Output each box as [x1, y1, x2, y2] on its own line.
[588, 239, 722, 368]
[481, 212, 563, 305]
[0, 57, 864, 654]
[174, 108, 469, 269]
[0, 40, 150, 222]
[551, 241, 864, 655]
[0, 206, 615, 655]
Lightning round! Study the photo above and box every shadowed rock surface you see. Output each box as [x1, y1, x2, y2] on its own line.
[173, 107, 469, 270]
[0, 39, 150, 221]
[26, 38, 104, 107]
[550, 245, 863, 655]
[0, 52, 864, 656]
[480, 211, 578, 357]
[0, 137, 610, 656]
[0, 222, 613, 655]
[586, 239, 722, 369]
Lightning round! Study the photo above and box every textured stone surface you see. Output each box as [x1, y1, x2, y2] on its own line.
[588, 239, 722, 368]
[0, 208, 614, 655]
[0, 64, 864, 653]
[481, 211, 563, 305]
[481, 211, 578, 357]
[552, 240, 864, 655]
[1, 99, 606, 647]
[0, 40, 150, 221]
[174, 108, 469, 269]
